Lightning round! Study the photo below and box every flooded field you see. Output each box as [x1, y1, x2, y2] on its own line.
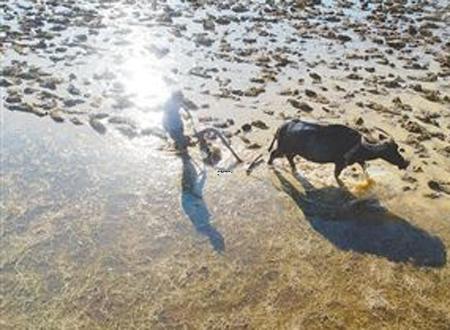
[1, 0, 450, 328]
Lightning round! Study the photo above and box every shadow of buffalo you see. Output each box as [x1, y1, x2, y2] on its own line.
[273, 169, 446, 267]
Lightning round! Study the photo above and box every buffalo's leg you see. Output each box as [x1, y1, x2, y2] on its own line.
[286, 154, 296, 172]
[268, 149, 283, 165]
[334, 162, 346, 187]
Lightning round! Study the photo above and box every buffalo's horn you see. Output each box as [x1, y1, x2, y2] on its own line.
[361, 133, 377, 144]
[361, 135, 374, 145]
[361, 136, 385, 152]
[373, 126, 394, 142]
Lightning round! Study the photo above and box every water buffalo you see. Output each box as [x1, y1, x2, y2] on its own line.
[268, 119, 409, 184]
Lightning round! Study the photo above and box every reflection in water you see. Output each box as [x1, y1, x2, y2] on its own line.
[181, 153, 225, 252]
[273, 169, 446, 267]
[162, 91, 224, 251]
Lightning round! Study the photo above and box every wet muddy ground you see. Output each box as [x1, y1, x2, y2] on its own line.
[1, 0, 450, 328]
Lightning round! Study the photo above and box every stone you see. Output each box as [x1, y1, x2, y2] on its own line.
[251, 120, 269, 130]
[50, 110, 64, 123]
[288, 99, 313, 112]
[242, 123, 252, 132]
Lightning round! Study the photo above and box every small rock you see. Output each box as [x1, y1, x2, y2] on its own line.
[252, 120, 269, 130]
[402, 174, 417, 184]
[387, 39, 406, 49]
[347, 73, 363, 80]
[89, 117, 107, 135]
[75, 34, 88, 42]
[424, 192, 440, 199]
[428, 180, 450, 195]
[247, 143, 261, 149]
[116, 126, 137, 139]
[70, 117, 83, 125]
[24, 87, 37, 94]
[40, 78, 59, 90]
[279, 88, 299, 96]
[438, 146, 450, 158]
[231, 4, 248, 13]
[402, 120, 430, 140]
[240, 136, 251, 144]
[242, 123, 252, 132]
[216, 17, 231, 25]
[50, 110, 64, 123]
[355, 117, 364, 125]
[309, 72, 322, 82]
[423, 90, 442, 103]
[250, 77, 265, 84]
[381, 79, 401, 88]
[305, 89, 317, 97]
[6, 95, 22, 103]
[147, 45, 170, 59]
[93, 113, 109, 120]
[244, 87, 265, 97]
[213, 121, 230, 129]
[0, 78, 13, 87]
[108, 116, 135, 127]
[35, 98, 57, 110]
[68, 84, 81, 96]
[412, 165, 423, 173]
[195, 35, 214, 47]
[203, 19, 215, 31]
[338, 34, 352, 42]
[64, 98, 85, 107]
[288, 99, 313, 112]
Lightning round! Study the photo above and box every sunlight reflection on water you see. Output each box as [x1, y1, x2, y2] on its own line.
[121, 56, 171, 110]
[111, 19, 177, 129]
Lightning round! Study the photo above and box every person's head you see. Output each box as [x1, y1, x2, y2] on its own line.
[171, 90, 184, 104]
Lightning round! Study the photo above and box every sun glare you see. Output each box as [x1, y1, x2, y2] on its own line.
[117, 52, 175, 128]
[122, 56, 171, 110]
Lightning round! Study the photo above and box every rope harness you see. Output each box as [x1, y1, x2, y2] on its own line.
[183, 106, 243, 163]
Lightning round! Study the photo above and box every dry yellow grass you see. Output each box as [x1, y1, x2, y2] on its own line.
[2, 164, 449, 329]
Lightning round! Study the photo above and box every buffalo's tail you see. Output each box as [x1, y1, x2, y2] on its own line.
[268, 127, 280, 152]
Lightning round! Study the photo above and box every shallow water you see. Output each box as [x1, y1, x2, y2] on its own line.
[2, 109, 450, 328]
[2, 0, 450, 328]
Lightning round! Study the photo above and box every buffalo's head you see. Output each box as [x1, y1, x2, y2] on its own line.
[379, 141, 410, 169]
[361, 131, 410, 170]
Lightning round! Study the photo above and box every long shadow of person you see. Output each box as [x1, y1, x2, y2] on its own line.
[180, 153, 225, 252]
[272, 168, 446, 267]
[162, 90, 225, 252]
